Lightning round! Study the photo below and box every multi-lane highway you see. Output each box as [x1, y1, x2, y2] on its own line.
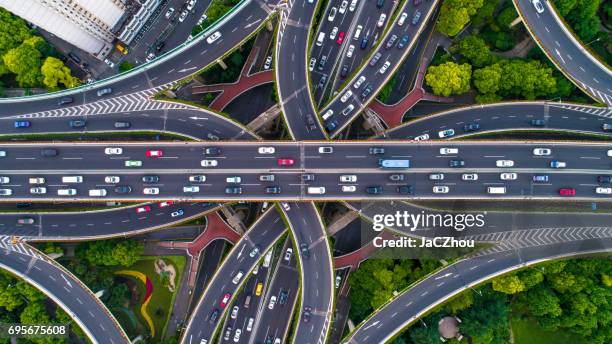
[281, 202, 334, 344]
[382, 101, 612, 139]
[0, 142, 609, 200]
[513, 0, 612, 106]
[182, 208, 287, 344]
[0, 240, 129, 344]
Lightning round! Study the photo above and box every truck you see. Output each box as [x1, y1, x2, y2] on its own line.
[379, 159, 410, 168]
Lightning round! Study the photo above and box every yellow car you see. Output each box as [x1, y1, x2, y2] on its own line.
[255, 283, 263, 296]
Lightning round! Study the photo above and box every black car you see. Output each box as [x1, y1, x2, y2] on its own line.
[300, 243, 310, 259]
[68, 52, 81, 64]
[598, 175, 611, 184]
[340, 64, 349, 78]
[397, 35, 410, 49]
[360, 36, 369, 49]
[142, 175, 159, 183]
[40, 148, 58, 157]
[369, 147, 385, 155]
[265, 186, 282, 194]
[303, 306, 312, 323]
[114, 185, 132, 194]
[325, 119, 339, 131]
[279, 290, 289, 305]
[361, 84, 373, 99]
[389, 174, 405, 181]
[302, 174, 315, 181]
[318, 74, 327, 88]
[208, 309, 219, 324]
[449, 159, 465, 167]
[306, 113, 317, 130]
[397, 185, 413, 194]
[204, 147, 221, 155]
[463, 123, 480, 132]
[69, 119, 86, 128]
[530, 119, 546, 127]
[58, 97, 74, 105]
[318, 55, 327, 71]
[366, 186, 383, 194]
[114, 121, 131, 128]
[155, 41, 165, 52]
[225, 187, 242, 194]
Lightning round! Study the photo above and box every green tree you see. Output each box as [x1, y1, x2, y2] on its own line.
[20, 301, 50, 324]
[454, 35, 493, 67]
[473, 63, 501, 94]
[0, 273, 25, 311]
[42, 243, 64, 256]
[471, 0, 498, 28]
[41, 57, 80, 90]
[444, 291, 474, 314]
[0, 8, 33, 75]
[118, 60, 134, 73]
[492, 274, 525, 294]
[78, 240, 144, 267]
[425, 61, 472, 97]
[107, 283, 130, 309]
[437, 0, 485, 37]
[3, 40, 43, 87]
[496, 5, 518, 29]
[520, 286, 563, 317]
[55, 308, 85, 338]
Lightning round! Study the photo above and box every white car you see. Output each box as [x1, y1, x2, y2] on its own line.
[433, 186, 449, 194]
[329, 26, 338, 40]
[29, 177, 45, 184]
[232, 270, 244, 284]
[608, 149, 612, 157]
[268, 296, 277, 310]
[318, 146, 333, 154]
[309, 58, 316, 72]
[340, 90, 353, 103]
[340, 175, 357, 182]
[226, 176, 241, 183]
[461, 173, 478, 181]
[379, 61, 391, 74]
[143, 187, 159, 195]
[500, 173, 518, 180]
[284, 248, 293, 261]
[438, 129, 455, 138]
[496, 160, 514, 167]
[281, 202, 291, 211]
[206, 31, 222, 44]
[189, 175, 206, 183]
[339, 0, 348, 13]
[377, 13, 387, 28]
[531, 0, 545, 14]
[349, 0, 357, 12]
[233, 329, 241, 343]
[397, 12, 408, 26]
[328, 7, 337, 21]
[0, 177, 9, 184]
[187, 0, 197, 11]
[346, 44, 355, 58]
[183, 186, 200, 193]
[105, 176, 120, 184]
[104, 59, 115, 68]
[105, 147, 122, 155]
[429, 173, 444, 180]
[439, 148, 459, 155]
[258, 147, 275, 154]
[595, 187, 612, 194]
[201, 159, 218, 167]
[0, 151, 5, 157]
[342, 185, 357, 192]
[30, 187, 46, 194]
[533, 148, 551, 156]
[353, 76, 366, 89]
[414, 134, 430, 141]
[178, 10, 189, 22]
[230, 306, 239, 319]
[264, 55, 273, 70]
[165, 7, 175, 19]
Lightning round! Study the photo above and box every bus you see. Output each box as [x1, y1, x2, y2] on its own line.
[379, 159, 410, 168]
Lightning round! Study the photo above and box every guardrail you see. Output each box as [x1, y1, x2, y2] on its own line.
[0, 0, 254, 103]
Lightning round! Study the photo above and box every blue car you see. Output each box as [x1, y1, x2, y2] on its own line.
[14, 120, 31, 128]
[533, 175, 549, 183]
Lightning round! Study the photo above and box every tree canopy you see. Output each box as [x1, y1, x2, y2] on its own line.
[76, 239, 144, 267]
[425, 61, 472, 97]
[437, 0, 485, 37]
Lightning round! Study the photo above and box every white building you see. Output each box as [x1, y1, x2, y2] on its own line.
[0, 0, 128, 59]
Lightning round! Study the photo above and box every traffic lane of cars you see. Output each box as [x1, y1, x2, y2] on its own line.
[2, 0, 270, 117]
[321, 0, 439, 135]
[1, 109, 255, 141]
[0, 202, 218, 239]
[384, 103, 612, 139]
[252, 241, 300, 344]
[285, 203, 334, 343]
[183, 208, 286, 344]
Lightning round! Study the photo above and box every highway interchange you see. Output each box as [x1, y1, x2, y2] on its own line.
[0, 0, 610, 343]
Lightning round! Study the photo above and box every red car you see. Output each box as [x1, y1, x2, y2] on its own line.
[146, 150, 163, 157]
[136, 206, 151, 213]
[559, 188, 576, 196]
[336, 31, 345, 44]
[220, 293, 232, 308]
[277, 158, 295, 166]
[158, 201, 174, 208]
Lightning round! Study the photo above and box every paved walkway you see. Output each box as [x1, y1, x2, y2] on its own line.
[192, 46, 274, 111]
[334, 231, 396, 270]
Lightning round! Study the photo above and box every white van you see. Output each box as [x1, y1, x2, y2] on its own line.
[88, 189, 107, 197]
[263, 250, 273, 268]
[246, 317, 254, 332]
[307, 186, 326, 194]
[353, 25, 363, 40]
[58, 189, 77, 196]
[226, 176, 241, 183]
[62, 176, 83, 183]
[487, 187, 506, 194]
[316, 32, 325, 46]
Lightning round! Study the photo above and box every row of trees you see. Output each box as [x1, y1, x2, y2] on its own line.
[191, 0, 241, 37]
[0, 8, 79, 90]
